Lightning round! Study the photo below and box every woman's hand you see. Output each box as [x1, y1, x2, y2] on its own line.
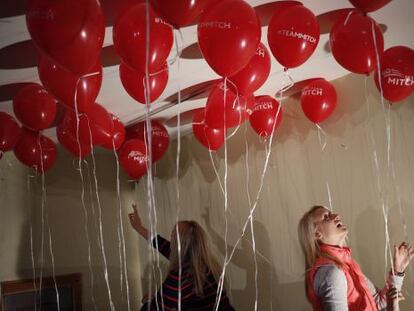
[393, 242, 414, 274]
[129, 204, 149, 240]
[386, 287, 404, 311]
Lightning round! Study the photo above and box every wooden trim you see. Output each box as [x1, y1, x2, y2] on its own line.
[1, 273, 82, 311]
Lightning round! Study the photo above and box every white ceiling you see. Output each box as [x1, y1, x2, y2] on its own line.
[0, 0, 413, 140]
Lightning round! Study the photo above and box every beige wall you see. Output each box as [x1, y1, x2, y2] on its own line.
[0, 151, 143, 310]
[1, 74, 414, 310]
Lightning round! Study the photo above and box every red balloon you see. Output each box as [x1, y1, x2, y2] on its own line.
[84, 104, 115, 147]
[113, 3, 174, 73]
[198, 0, 261, 77]
[301, 79, 337, 123]
[59, 109, 92, 149]
[61, 103, 115, 147]
[374, 46, 414, 103]
[26, 0, 105, 75]
[349, 0, 391, 12]
[0, 112, 22, 152]
[205, 82, 254, 129]
[151, 0, 209, 28]
[118, 139, 149, 179]
[14, 129, 57, 173]
[267, 5, 319, 69]
[38, 55, 102, 113]
[193, 108, 225, 151]
[330, 11, 384, 75]
[126, 121, 169, 162]
[56, 119, 92, 159]
[249, 96, 282, 137]
[228, 43, 271, 95]
[13, 84, 56, 131]
[101, 114, 126, 150]
[120, 62, 169, 104]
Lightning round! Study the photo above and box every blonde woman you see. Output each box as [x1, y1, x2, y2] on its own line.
[298, 205, 414, 311]
[129, 204, 235, 311]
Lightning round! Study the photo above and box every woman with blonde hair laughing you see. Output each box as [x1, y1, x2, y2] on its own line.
[298, 205, 414, 311]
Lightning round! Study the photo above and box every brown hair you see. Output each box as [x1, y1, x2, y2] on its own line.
[169, 221, 221, 297]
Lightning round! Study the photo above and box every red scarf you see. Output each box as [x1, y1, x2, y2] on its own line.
[307, 244, 378, 311]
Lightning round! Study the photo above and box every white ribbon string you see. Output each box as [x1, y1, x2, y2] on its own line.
[27, 174, 37, 311]
[113, 140, 131, 311]
[371, 18, 396, 280]
[143, 1, 165, 310]
[85, 117, 116, 311]
[37, 134, 61, 311]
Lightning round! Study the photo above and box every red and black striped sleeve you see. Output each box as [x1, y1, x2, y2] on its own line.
[151, 235, 171, 259]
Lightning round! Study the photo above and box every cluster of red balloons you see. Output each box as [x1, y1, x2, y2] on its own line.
[329, 1, 390, 75]
[57, 104, 126, 159]
[38, 56, 103, 113]
[205, 82, 254, 130]
[301, 79, 337, 124]
[198, 39, 272, 147]
[193, 108, 225, 151]
[114, 3, 173, 105]
[23, 0, 130, 169]
[118, 121, 170, 179]
[8, 84, 58, 173]
[26, 0, 105, 76]
[193, 1, 323, 149]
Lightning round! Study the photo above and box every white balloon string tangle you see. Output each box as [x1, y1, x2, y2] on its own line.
[224, 78, 243, 140]
[37, 135, 61, 311]
[112, 140, 131, 311]
[243, 120, 258, 311]
[371, 19, 397, 279]
[143, 1, 165, 310]
[27, 174, 38, 311]
[213, 76, 230, 311]
[167, 28, 184, 67]
[214, 74, 291, 310]
[84, 159, 101, 249]
[73, 76, 98, 311]
[363, 76, 394, 285]
[207, 149, 225, 195]
[315, 123, 332, 211]
[173, 26, 185, 311]
[315, 124, 327, 152]
[85, 117, 116, 311]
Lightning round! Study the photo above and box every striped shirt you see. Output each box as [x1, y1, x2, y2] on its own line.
[141, 235, 235, 311]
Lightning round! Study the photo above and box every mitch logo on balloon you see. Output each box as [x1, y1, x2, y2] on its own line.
[302, 88, 323, 96]
[277, 30, 317, 44]
[383, 69, 414, 86]
[198, 21, 232, 29]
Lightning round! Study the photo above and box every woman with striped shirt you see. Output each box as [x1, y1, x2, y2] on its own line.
[129, 204, 235, 311]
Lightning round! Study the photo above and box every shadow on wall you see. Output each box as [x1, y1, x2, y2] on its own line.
[354, 202, 414, 288]
[154, 136, 193, 181]
[203, 207, 308, 311]
[181, 75, 386, 173]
